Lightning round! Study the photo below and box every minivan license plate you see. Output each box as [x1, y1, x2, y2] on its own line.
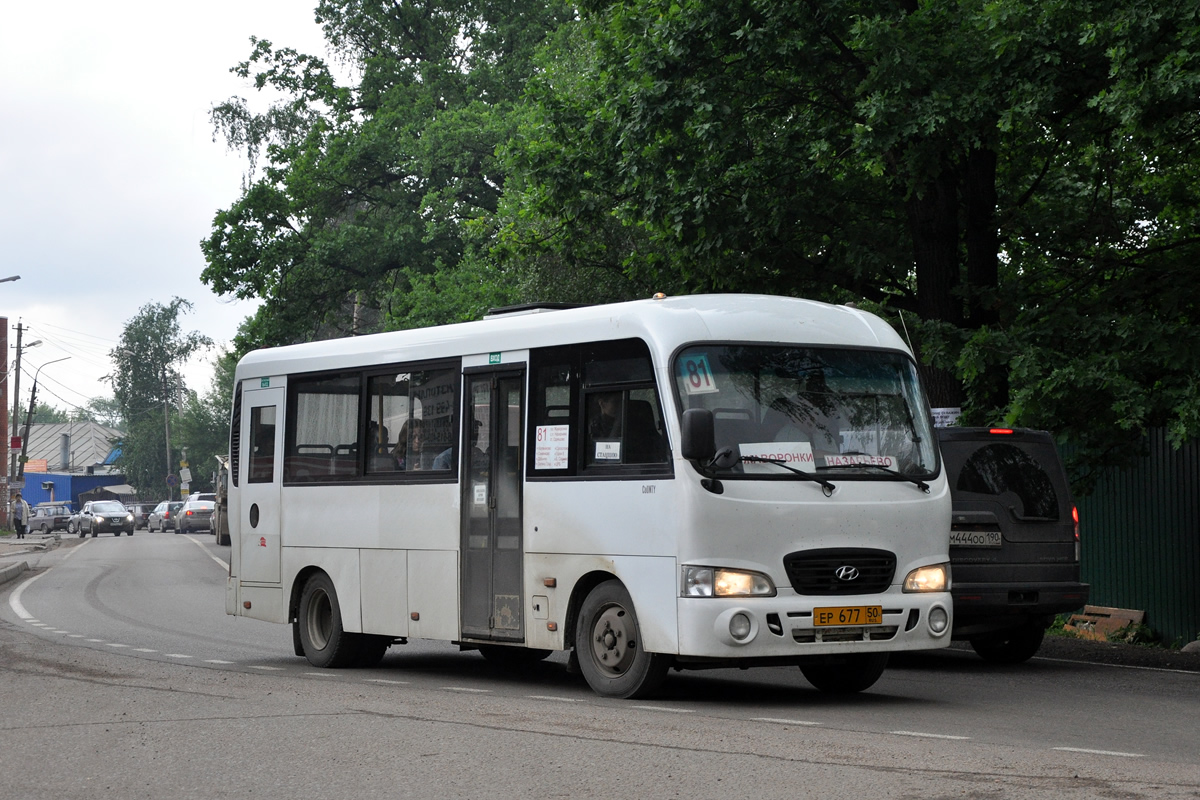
[814, 606, 882, 627]
[949, 530, 1002, 547]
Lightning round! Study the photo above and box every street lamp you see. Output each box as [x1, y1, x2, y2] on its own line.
[16, 356, 70, 483]
[0, 275, 20, 283]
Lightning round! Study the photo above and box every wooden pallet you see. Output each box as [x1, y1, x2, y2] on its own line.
[1064, 605, 1146, 641]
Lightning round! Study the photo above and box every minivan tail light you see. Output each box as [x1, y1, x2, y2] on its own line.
[988, 428, 1014, 435]
[1073, 505, 1081, 562]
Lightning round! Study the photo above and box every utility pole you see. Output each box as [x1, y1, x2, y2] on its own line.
[9, 321, 24, 482]
[163, 367, 173, 501]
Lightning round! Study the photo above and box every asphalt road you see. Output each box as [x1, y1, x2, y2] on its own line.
[2, 533, 1198, 799]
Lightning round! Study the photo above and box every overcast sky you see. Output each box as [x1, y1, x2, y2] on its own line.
[1, 0, 334, 416]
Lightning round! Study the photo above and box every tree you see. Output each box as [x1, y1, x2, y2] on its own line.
[108, 299, 213, 497]
[203, 0, 576, 348]
[510, 0, 1200, 481]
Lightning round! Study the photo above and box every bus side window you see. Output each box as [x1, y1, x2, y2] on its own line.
[284, 373, 361, 482]
[581, 339, 669, 469]
[248, 406, 276, 483]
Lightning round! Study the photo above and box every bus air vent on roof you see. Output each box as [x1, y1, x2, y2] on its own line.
[483, 302, 586, 319]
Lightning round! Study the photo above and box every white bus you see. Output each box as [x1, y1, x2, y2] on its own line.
[226, 294, 952, 698]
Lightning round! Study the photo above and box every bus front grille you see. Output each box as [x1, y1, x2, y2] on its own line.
[783, 548, 896, 595]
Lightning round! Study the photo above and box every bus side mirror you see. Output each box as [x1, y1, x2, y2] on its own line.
[680, 408, 716, 462]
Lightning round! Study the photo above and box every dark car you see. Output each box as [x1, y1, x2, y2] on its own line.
[127, 502, 157, 530]
[148, 500, 184, 532]
[30, 502, 74, 533]
[177, 494, 216, 534]
[76, 500, 136, 537]
[937, 427, 1090, 663]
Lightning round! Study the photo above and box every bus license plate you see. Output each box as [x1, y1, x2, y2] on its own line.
[814, 605, 883, 627]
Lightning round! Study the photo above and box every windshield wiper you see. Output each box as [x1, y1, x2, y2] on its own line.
[816, 460, 930, 493]
[708, 447, 836, 495]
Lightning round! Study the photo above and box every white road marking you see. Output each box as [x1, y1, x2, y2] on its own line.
[444, 687, 491, 693]
[106, 643, 130, 648]
[1053, 747, 1143, 758]
[305, 672, 338, 677]
[183, 535, 229, 571]
[632, 706, 695, 713]
[249, 666, 284, 671]
[891, 731, 971, 740]
[365, 679, 409, 685]
[753, 717, 821, 726]
[165, 654, 193, 659]
[134, 648, 157, 653]
[205, 660, 235, 664]
[529, 695, 585, 703]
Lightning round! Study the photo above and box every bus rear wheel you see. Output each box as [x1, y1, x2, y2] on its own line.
[297, 573, 361, 668]
[800, 653, 889, 693]
[575, 580, 669, 699]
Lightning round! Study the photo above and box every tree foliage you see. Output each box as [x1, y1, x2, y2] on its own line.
[203, 0, 1200, 486]
[108, 299, 213, 497]
[203, 0, 577, 345]
[510, 0, 1200, 483]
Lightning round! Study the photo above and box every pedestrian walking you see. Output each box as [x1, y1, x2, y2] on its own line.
[13, 492, 31, 539]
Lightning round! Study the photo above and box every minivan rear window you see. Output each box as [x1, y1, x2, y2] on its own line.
[956, 443, 1059, 520]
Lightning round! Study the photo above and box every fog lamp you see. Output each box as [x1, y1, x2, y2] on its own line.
[928, 605, 949, 635]
[729, 612, 752, 641]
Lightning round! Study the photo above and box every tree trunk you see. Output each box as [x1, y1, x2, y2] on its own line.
[964, 146, 999, 328]
[907, 164, 964, 409]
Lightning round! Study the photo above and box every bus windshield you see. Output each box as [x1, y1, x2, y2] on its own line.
[674, 345, 938, 478]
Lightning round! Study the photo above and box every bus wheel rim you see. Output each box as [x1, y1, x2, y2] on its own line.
[590, 605, 635, 677]
[306, 589, 333, 650]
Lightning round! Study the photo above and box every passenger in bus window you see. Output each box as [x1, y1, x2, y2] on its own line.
[589, 392, 623, 439]
[392, 419, 422, 470]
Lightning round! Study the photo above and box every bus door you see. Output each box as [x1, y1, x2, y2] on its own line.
[460, 369, 526, 641]
[239, 384, 283, 585]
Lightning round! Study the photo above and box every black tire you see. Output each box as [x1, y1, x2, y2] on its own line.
[297, 573, 361, 668]
[575, 580, 670, 699]
[478, 644, 553, 669]
[970, 623, 1046, 664]
[800, 653, 890, 693]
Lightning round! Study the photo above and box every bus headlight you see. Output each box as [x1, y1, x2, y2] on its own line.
[903, 563, 949, 593]
[683, 567, 776, 597]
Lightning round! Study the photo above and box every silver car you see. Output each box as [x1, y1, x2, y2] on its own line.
[148, 501, 184, 532]
[176, 494, 216, 534]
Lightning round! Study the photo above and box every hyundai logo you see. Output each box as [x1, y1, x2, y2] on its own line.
[834, 565, 860, 582]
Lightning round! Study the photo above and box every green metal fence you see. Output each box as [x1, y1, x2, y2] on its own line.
[1072, 429, 1200, 647]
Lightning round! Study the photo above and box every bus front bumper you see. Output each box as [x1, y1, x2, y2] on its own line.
[675, 591, 952, 661]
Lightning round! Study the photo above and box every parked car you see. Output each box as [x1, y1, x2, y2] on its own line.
[126, 502, 157, 530]
[937, 426, 1090, 663]
[30, 502, 75, 534]
[147, 500, 185, 532]
[176, 494, 216, 534]
[75, 500, 136, 537]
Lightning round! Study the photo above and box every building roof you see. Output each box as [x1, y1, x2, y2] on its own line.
[19, 421, 123, 472]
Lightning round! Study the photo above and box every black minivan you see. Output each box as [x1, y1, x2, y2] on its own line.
[937, 427, 1090, 663]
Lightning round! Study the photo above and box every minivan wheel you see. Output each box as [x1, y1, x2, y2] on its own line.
[970, 623, 1046, 664]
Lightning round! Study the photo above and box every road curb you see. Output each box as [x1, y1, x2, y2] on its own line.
[0, 559, 29, 587]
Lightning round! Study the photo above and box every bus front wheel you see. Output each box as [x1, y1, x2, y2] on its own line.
[575, 580, 669, 699]
[298, 573, 360, 668]
[800, 653, 889, 693]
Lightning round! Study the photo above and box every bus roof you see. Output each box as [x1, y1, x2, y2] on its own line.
[234, 294, 909, 380]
